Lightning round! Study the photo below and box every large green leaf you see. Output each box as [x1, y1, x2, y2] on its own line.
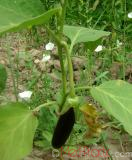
[63, 25, 110, 47]
[0, 102, 38, 160]
[90, 80, 132, 135]
[0, 64, 7, 93]
[0, 0, 59, 34]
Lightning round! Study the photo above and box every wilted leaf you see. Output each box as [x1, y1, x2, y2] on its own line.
[90, 80, 132, 135]
[0, 102, 38, 160]
[80, 103, 102, 138]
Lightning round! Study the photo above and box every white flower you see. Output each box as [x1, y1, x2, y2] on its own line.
[18, 91, 32, 101]
[95, 45, 103, 52]
[116, 40, 122, 47]
[128, 12, 132, 18]
[45, 42, 54, 51]
[41, 54, 51, 62]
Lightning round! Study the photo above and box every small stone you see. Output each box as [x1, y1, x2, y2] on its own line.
[74, 71, 81, 81]
[38, 61, 46, 72]
[29, 49, 41, 57]
[53, 60, 61, 71]
[34, 59, 40, 64]
[0, 60, 6, 65]
[72, 57, 86, 71]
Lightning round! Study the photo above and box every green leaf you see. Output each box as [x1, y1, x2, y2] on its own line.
[85, 39, 101, 51]
[0, 64, 7, 93]
[0, 102, 38, 160]
[90, 80, 132, 135]
[63, 25, 110, 47]
[0, 0, 60, 35]
[38, 105, 57, 132]
[36, 105, 57, 149]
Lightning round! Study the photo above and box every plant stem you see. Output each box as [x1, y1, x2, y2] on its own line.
[44, 26, 67, 99]
[33, 101, 57, 112]
[122, 0, 126, 80]
[45, 0, 76, 102]
[59, 0, 67, 37]
[45, 0, 68, 99]
[57, 0, 68, 96]
[6, 46, 18, 101]
[59, 91, 69, 111]
[62, 42, 75, 97]
[58, 45, 67, 96]
[101, 134, 113, 160]
[57, 0, 76, 97]
[75, 86, 92, 91]
[103, 142, 113, 160]
[45, 26, 61, 45]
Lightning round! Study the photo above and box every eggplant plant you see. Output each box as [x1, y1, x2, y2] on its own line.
[0, 0, 132, 160]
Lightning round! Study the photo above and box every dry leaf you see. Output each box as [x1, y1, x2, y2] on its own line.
[80, 103, 102, 138]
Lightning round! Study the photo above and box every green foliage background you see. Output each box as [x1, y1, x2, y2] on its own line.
[41, 0, 132, 28]
[40, 0, 132, 49]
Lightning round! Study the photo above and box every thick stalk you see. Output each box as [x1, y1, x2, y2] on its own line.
[44, 28, 67, 98]
[44, 26, 67, 104]
[59, 0, 67, 37]
[58, 0, 76, 97]
[33, 101, 57, 112]
[57, 0, 68, 96]
[75, 86, 92, 91]
[45, 0, 76, 102]
[45, 0, 68, 108]
[55, 0, 68, 97]
[61, 42, 75, 97]
[58, 45, 67, 95]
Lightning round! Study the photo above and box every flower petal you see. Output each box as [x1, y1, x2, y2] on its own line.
[95, 45, 103, 52]
[45, 42, 54, 51]
[18, 91, 32, 101]
[42, 55, 51, 62]
[117, 40, 122, 47]
[128, 12, 132, 19]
